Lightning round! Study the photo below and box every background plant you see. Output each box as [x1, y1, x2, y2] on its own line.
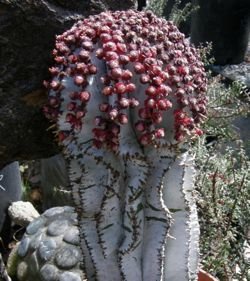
[193, 138, 249, 280]
[146, 0, 166, 17]
[147, 0, 199, 27]
[192, 76, 250, 280]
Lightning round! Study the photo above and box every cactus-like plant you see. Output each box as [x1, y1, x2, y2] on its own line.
[43, 9, 207, 281]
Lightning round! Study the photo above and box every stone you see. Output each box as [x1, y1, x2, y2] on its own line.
[59, 271, 82, 281]
[211, 63, 250, 87]
[38, 239, 57, 261]
[55, 246, 81, 269]
[14, 207, 85, 280]
[47, 219, 69, 236]
[63, 227, 80, 246]
[18, 237, 30, 257]
[30, 232, 45, 251]
[40, 264, 59, 281]
[44, 206, 71, 218]
[26, 216, 46, 235]
[8, 201, 40, 227]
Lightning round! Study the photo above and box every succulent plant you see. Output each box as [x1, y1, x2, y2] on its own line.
[14, 207, 84, 281]
[37, 9, 207, 281]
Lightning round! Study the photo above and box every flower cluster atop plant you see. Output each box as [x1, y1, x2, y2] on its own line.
[44, 10, 207, 151]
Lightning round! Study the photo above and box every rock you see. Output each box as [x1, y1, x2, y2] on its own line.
[40, 264, 59, 281]
[59, 271, 82, 281]
[43, 206, 74, 218]
[63, 227, 80, 246]
[212, 39, 250, 87]
[54, 246, 81, 269]
[38, 239, 57, 262]
[13, 206, 86, 281]
[18, 237, 31, 257]
[40, 154, 72, 209]
[26, 217, 46, 235]
[8, 201, 40, 227]
[47, 219, 70, 236]
[191, 0, 250, 65]
[211, 62, 250, 87]
[0, 162, 22, 232]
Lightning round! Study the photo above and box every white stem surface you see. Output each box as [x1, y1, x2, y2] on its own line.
[163, 152, 199, 281]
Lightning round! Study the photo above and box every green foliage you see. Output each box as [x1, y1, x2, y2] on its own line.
[197, 42, 215, 66]
[146, 0, 166, 17]
[147, 0, 199, 27]
[192, 76, 250, 280]
[168, 0, 199, 27]
[205, 76, 249, 142]
[194, 138, 249, 280]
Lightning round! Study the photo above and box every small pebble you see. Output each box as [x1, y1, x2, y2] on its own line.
[44, 206, 73, 217]
[59, 271, 82, 281]
[55, 245, 81, 269]
[26, 217, 46, 235]
[18, 237, 30, 257]
[63, 226, 80, 245]
[30, 232, 44, 250]
[15, 206, 84, 280]
[40, 264, 59, 281]
[47, 219, 69, 236]
[38, 239, 57, 261]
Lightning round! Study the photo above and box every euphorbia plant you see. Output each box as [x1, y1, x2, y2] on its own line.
[44, 9, 207, 281]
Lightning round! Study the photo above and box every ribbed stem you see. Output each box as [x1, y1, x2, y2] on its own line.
[45, 11, 207, 281]
[142, 148, 174, 281]
[163, 152, 199, 281]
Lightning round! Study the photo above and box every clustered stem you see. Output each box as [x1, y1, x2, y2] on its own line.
[44, 10, 207, 281]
